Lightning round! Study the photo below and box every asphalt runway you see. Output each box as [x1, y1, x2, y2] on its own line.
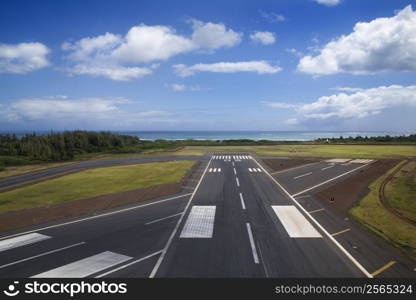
[0, 154, 414, 278]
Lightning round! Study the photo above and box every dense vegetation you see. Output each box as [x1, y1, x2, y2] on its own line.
[315, 134, 416, 144]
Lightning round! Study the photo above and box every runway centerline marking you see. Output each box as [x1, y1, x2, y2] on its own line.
[96, 250, 163, 278]
[0, 242, 85, 270]
[293, 172, 312, 179]
[32, 251, 132, 278]
[246, 223, 259, 264]
[309, 208, 325, 214]
[371, 261, 396, 277]
[331, 228, 351, 237]
[0, 233, 51, 252]
[251, 157, 373, 278]
[149, 157, 213, 278]
[145, 212, 183, 225]
[233, 168, 237, 175]
[239, 193, 246, 210]
[291, 162, 372, 197]
[0, 193, 192, 242]
[236, 177, 240, 187]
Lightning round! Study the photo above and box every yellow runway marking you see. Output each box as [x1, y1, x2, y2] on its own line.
[331, 228, 351, 237]
[371, 261, 396, 277]
[309, 208, 325, 214]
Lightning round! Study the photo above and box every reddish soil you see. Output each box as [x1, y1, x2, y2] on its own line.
[315, 159, 401, 212]
[0, 161, 202, 232]
[262, 158, 321, 172]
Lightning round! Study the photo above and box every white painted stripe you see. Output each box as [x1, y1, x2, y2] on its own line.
[32, 251, 132, 278]
[252, 158, 373, 278]
[149, 157, 213, 278]
[0, 193, 192, 242]
[252, 168, 257, 172]
[236, 177, 240, 187]
[292, 162, 372, 197]
[325, 158, 351, 163]
[145, 212, 183, 225]
[233, 168, 237, 175]
[218, 168, 221, 173]
[293, 172, 312, 179]
[272, 206, 322, 238]
[96, 250, 163, 278]
[257, 168, 262, 172]
[321, 165, 334, 171]
[0, 233, 51, 252]
[248, 168, 253, 172]
[246, 223, 259, 264]
[180, 206, 216, 238]
[213, 168, 217, 172]
[0, 242, 85, 270]
[209, 168, 212, 173]
[232, 161, 235, 166]
[239, 193, 246, 210]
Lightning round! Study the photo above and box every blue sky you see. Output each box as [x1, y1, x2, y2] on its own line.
[0, 0, 415, 131]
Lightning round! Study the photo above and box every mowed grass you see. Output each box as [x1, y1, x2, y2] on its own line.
[0, 162, 73, 179]
[174, 144, 416, 158]
[0, 161, 194, 213]
[350, 161, 416, 253]
[385, 161, 416, 222]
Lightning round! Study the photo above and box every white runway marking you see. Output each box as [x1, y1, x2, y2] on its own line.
[239, 193, 246, 210]
[325, 158, 351, 163]
[233, 168, 237, 175]
[0, 233, 51, 252]
[180, 206, 216, 238]
[145, 212, 183, 225]
[213, 168, 217, 172]
[349, 159, 374, 164]
[248, 168, 253, 172]
[32, 251, 132, 278]
[236, 177, 240, 187]
[218, 168, 221, 172]
[256, 168, 262, 172]
[272, 206, 322, 238]
[0, 242, 85, 270]
[96, 250, 163, 278]
[293, 172, 312, 179]
[209, 168, 212, 172]
[232, 162, 235, 166]
[321, 165, 334, 171]
[246, 223, 259, 264]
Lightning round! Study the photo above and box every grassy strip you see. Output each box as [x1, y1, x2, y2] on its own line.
[0, 162, 74, 179]
[174, 145, 416, 158]
[385, 161, 416, 222]
[350, 161, 416, 256]
[0, 161, 194, 213]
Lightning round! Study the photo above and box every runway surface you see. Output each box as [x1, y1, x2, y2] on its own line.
[0, 154, 414, 278]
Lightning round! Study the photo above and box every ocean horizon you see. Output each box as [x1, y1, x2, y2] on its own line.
[1, 130, 412, 141]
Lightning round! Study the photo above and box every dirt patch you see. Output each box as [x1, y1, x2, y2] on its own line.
[262, 157, 321, 172]
[0, 161, 202, 233]
[315, 160, 401, 212]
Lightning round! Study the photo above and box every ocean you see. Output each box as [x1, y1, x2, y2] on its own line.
[2, 130, 411, 141]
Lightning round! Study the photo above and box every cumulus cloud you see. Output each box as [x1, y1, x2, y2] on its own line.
[0, 42, 50, 74]
[313, 0, 341, 6]
[250, 31, 276, 45]
[298, 6, 416, 75]
[62, 20, 241, 80]
[190, 20, 242, 49]
[173, 61, 282, 77]
[265, 85, 416, 121]
[0, 96, 171, 128]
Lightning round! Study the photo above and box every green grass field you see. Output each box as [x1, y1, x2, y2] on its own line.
[385, 161, 416, 222]
[350, 161, 416, 254]
[0, 160, 194, 213]
[173, 144, 416, 158]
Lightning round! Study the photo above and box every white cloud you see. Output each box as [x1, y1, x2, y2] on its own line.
[173, 61, 282, 77]
[250, 31, 276, 45]
[266, 85, 416, 121]
[286, 48, 303, 58]
[0, 42, 50, 74]
[168, 83, 205, 92]
[190, 20, 242, 49]
[298, 5, 416, 75]
[0, 96, 171, 128]
[313, 0, 341, 6]
[259, 10, 286, 22]
[330, 87, 364, 93]
[263, 101, 298, 109]
[62, 20, 241, 80]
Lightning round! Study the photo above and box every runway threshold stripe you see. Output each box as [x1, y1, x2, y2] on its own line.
[272, 206, 322, 238]
[180, 206, 216, 238]
[32, 251, 132, 278]
[246, 223, 259, 264]
[0, 233, 51, 252]
[293, 172, 312, 179]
